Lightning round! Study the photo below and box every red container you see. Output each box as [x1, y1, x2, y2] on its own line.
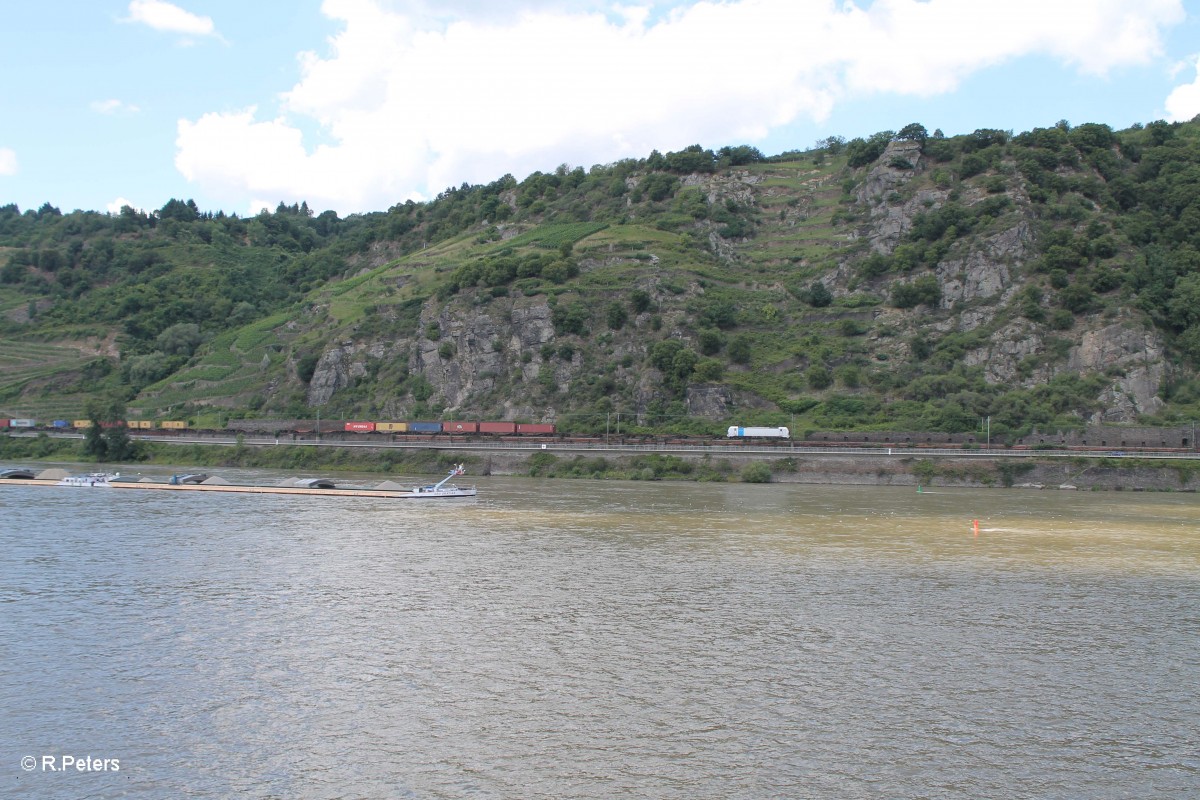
[478, 421, 517, 435]
[442, 421, 478, 433]
[516, 423, 556, 435]
[344, 421, 376, 433]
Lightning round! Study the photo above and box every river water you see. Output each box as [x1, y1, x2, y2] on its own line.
[2, 471, 1198, 799]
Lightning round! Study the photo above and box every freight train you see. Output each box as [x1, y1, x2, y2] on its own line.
[0, 418, 189, 430]
[338, 421, 557, 435]
[0, 417, 557, 435]
[6, 417, 1197, 454]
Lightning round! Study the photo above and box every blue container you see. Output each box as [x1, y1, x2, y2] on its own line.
[407, 421, 443, 433]
[52, 420, 70, 428]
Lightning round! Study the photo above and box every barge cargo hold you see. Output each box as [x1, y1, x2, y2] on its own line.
[0, 465, 476, 500]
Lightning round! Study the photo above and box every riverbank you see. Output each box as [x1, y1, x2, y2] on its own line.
[5, 434, 1200, 491]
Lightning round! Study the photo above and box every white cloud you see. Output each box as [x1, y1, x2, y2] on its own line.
[1165, 55, 1200, 122]
[0, 147, 17, 176]
[91, 99, 141, 115]
[175, 0, 1186, 214]
[126, 0, 219, 37]
[106, 197, 140, 214]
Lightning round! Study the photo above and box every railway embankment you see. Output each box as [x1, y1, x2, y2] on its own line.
[5, 433, 1200, 491]
[455, 446, 1200, 491]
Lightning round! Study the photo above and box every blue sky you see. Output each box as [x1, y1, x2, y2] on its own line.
[2, 0, 1199, 217]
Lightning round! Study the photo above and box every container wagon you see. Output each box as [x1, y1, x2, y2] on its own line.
[727, 426, 790, 439]
[516, 423, 556, 435]
[443, 421, 478, 434]
[479, 421, 517, 435]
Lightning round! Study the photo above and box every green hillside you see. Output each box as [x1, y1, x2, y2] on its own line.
[3, 120, 1200, 440]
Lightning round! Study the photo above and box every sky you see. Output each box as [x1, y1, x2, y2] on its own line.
[2, 0, 1199, 218]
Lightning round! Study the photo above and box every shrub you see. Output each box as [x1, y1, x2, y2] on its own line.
[296, 353, 320, 384]
[698, 329, 723, 355]
[693, 358, 724, 382]
[606, 302, 628, 330]
[807, 364, 833, 390]
[727, 335, 752, 365]
[741, 462, 772, 483]
[805, 282, 832, 307]
[891, 276, 942, 309]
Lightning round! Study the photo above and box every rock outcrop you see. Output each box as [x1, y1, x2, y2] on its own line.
[1066, 322, 1166, 422]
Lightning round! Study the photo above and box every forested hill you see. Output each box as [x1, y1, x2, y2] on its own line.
[2, 118, 1200, 440]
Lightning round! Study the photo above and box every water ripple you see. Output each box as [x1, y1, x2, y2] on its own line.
[2, 479, 1198, 798]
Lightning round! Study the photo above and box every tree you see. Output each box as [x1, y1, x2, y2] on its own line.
[82, 397, 138, 462]
[1168, 274, 1200, 331]
[727, 335, 752, 365]
[296, 353, 320, 384]
[693, 358, 724, 382]
[0, 257, 24, 284]
[156, 323, 203, 357]
[663, 144, 717, 174]
[159, 198, 200, 222]
[717, 145, 764, 166]
[82, 420, 107, 460]
[640, 172, 679, 202]
[891, 276, 942, 309]
[896, 123, 929, 148]
[700, 298, 738, 330]
[698, 329, 723, 356]
[123, 353, 176, 390]
[846, 131, 895, 168]
[606, 302, 628, 330]
[804, 282, 832, 307]
[807, 364, 833, 390]
[648, 339, 697, 392]
[551, 301, 589, 336]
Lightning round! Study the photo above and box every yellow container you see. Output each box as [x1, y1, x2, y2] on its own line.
[375, 422, 408, 432]
[160, 420, 189, 430]
[73, 419, 93, 429]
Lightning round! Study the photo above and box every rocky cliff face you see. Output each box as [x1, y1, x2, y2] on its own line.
[847, 141, 1168, 423]
[307, 295, 584, 420]
[301, 142, 1173, 426]
[1066, 321, 1167, 422]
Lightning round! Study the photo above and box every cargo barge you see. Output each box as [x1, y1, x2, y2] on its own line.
[0, 465, 476, 499]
